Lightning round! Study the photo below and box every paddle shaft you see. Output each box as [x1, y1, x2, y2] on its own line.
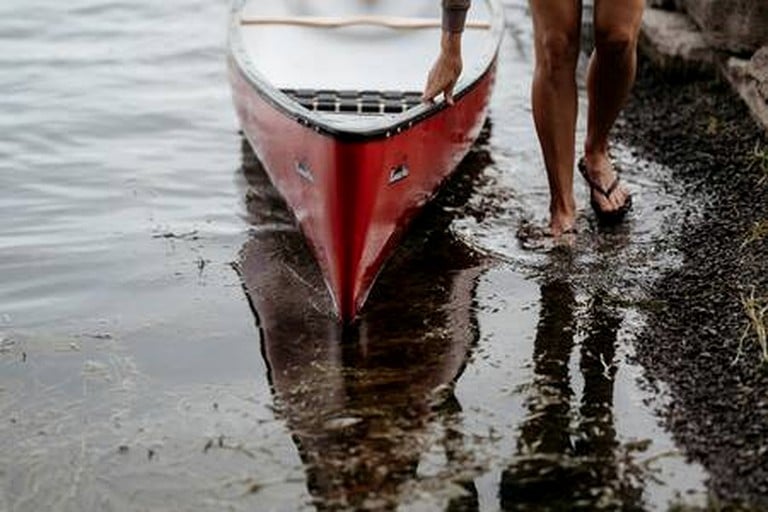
[240, 15, 491, 30]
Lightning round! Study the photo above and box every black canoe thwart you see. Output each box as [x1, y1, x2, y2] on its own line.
[282, 89, 424, 115]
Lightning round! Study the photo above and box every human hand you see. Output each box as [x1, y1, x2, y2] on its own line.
[422, 32, 463, 105]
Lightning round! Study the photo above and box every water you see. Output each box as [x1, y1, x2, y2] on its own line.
[0, 0, 710, 510]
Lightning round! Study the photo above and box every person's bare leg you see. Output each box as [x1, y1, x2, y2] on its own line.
[530, 0, 582, 236]
[583, 0, 644, 213]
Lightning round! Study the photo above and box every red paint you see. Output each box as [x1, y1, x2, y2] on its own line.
[229, 58, 496, 322]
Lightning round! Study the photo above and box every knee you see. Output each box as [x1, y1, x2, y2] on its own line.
[594, 25, 639, 56]
[536, 30, 580, 76]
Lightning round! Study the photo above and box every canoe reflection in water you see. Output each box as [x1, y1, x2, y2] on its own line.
[236, 135, 487, 510]
[236, 136, 647, 510]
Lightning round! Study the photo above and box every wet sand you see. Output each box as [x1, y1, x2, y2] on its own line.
[1, 0, 765, 510]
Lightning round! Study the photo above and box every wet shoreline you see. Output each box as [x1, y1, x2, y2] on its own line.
[1, 0, 766, 509]
[617, 60, 768, 508]
[236, 133, 709, 510]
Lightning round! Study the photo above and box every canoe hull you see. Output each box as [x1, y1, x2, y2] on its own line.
[229, 57, 496, 321]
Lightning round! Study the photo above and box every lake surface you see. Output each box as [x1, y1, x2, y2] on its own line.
[0, 0, 711, 510]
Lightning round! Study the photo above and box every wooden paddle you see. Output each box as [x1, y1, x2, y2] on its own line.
[240, 15, 491, 30]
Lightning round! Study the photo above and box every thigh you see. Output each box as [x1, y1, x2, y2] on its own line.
[529, 0, 582, 50]
[593, 0, 644, 38]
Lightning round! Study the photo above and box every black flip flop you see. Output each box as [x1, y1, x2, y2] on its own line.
[578, 157, 632, 224]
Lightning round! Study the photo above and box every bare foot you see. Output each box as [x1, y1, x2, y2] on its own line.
[549, 197, 577, 237]
[517, 219, 576, 250]
[516, 200, 577, 250]
[549, 211, 576, 238]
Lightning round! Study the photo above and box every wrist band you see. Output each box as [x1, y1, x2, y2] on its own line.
[442, 0, 470, 33]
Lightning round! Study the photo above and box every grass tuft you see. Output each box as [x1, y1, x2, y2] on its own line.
[741, 220, 768, 249]
[747, 141, 768, 186]
[735, 289, 768, 365]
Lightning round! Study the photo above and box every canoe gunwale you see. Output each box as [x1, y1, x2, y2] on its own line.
[228, 0, 505, 142]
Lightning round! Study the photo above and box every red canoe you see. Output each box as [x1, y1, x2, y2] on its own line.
[228, 0, 504, 322]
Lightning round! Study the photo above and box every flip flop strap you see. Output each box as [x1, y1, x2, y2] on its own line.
[583, 172, 621, 199]
[579, 159, 622, 199]
[601, 177, 621, 199]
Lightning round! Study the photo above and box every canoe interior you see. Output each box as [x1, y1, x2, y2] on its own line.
[237, 0, 496, 116]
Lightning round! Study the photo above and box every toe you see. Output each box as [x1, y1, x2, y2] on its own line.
[591, 173, 629, 212]
[610, 189, 626, 211]
[594, 192, 618, 213]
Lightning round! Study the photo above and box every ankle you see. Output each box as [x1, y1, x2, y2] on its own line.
[550, 198, 576, 219]
[583, 142, 609, 162]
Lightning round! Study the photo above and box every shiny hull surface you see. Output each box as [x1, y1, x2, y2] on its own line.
[228, 0, 502, 320]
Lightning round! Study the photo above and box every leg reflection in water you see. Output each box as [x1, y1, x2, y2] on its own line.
[500, 278, 643, 511]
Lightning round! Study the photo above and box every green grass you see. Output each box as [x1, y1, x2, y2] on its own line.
[735, 289, 768, 365]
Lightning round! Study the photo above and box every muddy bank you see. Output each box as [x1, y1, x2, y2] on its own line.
[616, 60, 768, 507]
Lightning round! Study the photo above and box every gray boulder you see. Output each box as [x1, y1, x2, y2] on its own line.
[639, 8, 715, 77]
[748, 45, 768, 99]
[682, 0, 768, 54]
[721, 47, 768, 133]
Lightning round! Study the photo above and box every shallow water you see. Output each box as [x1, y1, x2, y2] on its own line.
[1, 0, 711, 510]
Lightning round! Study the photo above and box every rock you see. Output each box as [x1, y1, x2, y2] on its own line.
[747, 46, 768, 98]
[681, 0, 768, 54]
[720, 53, 768, 133]
[323, 417, 362, 430]
[639, 8, 715, 77]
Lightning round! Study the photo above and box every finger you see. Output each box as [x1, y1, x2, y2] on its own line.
[422, 86, 436, 103]
[422, 79, 442, 103]
[444, 82, 455, 106]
